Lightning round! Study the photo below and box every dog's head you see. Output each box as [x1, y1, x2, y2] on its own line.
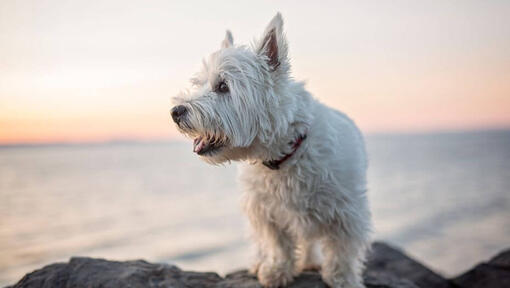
[171, 13, 291, 164]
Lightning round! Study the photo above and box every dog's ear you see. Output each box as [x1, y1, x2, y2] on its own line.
[256, 13, 288, 72]
[221, 30, 234, 49]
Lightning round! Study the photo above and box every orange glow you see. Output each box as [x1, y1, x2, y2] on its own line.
[1, 0, 509, 144]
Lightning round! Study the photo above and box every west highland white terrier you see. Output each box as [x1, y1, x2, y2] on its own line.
[171, 13, 372, 288]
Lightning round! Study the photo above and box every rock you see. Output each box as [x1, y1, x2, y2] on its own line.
[9, 261, 416, 288]
[451, 248, 510, 288]
[363, 272, 419, 288]
[365, 242, 451, 288]
[219, 269, 418, 288]
[10, 257, 223, 288]
[220, 270, 327, 288]
[8, 241, 509, 288]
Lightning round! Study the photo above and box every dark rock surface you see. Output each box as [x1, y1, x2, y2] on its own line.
[365, 242, 450, 288]
[7, 241, 510, 288]
[451, 247, 510, 288]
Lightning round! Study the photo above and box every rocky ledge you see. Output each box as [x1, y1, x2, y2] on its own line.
[7, 242, 510, 288]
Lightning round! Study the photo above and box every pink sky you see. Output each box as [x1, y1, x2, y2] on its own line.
[1, 0, 509, 144]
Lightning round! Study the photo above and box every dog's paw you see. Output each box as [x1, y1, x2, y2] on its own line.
[257, 260, 295, 288]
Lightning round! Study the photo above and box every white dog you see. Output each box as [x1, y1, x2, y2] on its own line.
[171, 13, 372, 288]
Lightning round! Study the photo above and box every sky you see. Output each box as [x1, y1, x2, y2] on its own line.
[1, 0, 509, 144]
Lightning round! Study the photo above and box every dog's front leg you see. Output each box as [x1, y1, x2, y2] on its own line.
[249, 216, 296, 288]
[321, 235, 365, 288]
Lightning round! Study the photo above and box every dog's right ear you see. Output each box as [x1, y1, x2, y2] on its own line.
[255, 13, 288, 72]
[221, 30, 234, 49]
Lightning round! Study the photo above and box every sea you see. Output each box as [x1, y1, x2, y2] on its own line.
[1, 130, 509, 286]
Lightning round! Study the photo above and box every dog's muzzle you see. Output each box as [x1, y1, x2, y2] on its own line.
[171, 105, 188, 125]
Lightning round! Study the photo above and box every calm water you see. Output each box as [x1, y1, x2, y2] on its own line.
[1, 130, 510, 285]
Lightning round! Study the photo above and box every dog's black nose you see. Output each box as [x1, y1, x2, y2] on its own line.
[171, 105, 188, 123]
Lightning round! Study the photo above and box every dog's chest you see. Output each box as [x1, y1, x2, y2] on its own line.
[241, 165, 321, 227]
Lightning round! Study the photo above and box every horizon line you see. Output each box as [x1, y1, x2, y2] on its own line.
[1, 127, 509, 148]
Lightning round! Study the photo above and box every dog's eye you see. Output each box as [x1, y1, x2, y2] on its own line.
[217, 81, 229, 93]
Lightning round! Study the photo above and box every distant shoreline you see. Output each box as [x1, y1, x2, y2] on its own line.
[1, 128, 509, 149]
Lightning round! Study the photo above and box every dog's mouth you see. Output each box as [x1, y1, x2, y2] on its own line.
[193, 135, 224, 155]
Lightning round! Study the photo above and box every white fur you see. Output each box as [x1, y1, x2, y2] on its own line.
[171, 13, 372, 288]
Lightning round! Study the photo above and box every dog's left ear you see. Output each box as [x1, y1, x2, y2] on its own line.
[221, 30, 234, 49]
[256, 13, 288, 72]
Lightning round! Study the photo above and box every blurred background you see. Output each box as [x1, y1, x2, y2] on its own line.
[1, 0, 509, 286]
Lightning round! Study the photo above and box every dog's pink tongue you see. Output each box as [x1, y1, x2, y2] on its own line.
[193, 136, 206, 153]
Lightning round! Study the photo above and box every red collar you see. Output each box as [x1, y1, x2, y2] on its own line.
[262, 134, 307, 170]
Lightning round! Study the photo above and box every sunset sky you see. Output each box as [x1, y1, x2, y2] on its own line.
[1, 0, 509, 144]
